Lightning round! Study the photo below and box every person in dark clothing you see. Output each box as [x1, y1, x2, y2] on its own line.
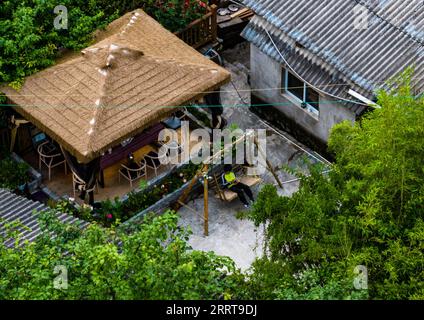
[221, 164, 254, 208]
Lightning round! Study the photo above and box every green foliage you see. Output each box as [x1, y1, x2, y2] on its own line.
[243, 258, 367, 300]
[0, 155, 30, 190]
[140, 0, 208, 32]
[0, 1, 116, 86]
[0, 210, 243, 299]
[138, 179, 148, 190]
[244, 72, 424, 300]
[50, 162, 200, 226]
[120, 162, 200, 218]
[49, 199, 94, 222]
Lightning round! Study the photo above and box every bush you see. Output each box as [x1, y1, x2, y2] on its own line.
[142, 0, 208, 33]
[0, 210, 243, 299]
[244, 72, 424, 300]
[0, 156, 30, 190]
[52, 162, 201, 226]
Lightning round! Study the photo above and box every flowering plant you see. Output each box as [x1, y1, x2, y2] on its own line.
[143, 0, 208, 32]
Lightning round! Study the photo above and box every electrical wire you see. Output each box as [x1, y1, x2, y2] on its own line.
[263, 28, 370, 107]
[1, 82, 367, 98]
[258, 117, 332, 166]
[0, 100, 368, 109]
[226, 73, 333, 166]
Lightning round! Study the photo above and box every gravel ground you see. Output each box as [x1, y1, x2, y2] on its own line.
[177, 43, 327, 271]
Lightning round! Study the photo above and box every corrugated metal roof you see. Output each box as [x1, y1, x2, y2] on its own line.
[242, 0, 424, 106]
[242, 16, 368, 114]
[0, 189, 89, 248]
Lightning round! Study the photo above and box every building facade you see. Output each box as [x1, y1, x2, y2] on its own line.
[242, 0, 424, 148]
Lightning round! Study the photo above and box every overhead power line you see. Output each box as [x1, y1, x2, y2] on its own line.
[263, 28, 370, 107]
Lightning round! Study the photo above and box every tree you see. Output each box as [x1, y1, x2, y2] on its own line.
[244, 71, 424, 300]
[0, 210, 243, 299]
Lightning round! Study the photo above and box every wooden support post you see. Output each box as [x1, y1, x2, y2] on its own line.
[10, 127, 17, 153]
[203, 164, 209, 237]
[254, 136, 283, 189]
[210, 4, 218, 43]
[9, 117, 29, 153]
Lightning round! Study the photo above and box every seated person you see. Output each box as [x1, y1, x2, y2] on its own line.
[221, 164, 255, 208]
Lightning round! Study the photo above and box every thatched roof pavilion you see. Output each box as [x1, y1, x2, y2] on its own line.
[2, 9, 230, 163]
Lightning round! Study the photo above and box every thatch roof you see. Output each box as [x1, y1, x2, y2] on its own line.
[2, 9, 230, 163]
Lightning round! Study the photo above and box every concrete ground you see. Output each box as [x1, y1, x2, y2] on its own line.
[177, 43, 328, 271]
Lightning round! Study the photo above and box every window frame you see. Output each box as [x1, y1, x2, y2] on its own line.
[282, 67, 320, 116]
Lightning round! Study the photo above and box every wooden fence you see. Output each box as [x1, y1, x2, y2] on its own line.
[175, 5, 218, 49]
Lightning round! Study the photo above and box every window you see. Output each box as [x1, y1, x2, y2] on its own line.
[282, 67, 320, 116]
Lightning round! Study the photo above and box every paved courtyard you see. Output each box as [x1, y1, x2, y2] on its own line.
[177, 44, 328, 271]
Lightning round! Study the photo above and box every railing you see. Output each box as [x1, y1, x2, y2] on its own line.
[175, 5, 218, 49]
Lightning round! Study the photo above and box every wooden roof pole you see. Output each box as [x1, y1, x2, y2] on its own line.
[10, 116, 29, 153]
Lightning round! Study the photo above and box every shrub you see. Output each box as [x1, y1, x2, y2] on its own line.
[52, 162, 200, 226]
[0, 156, 30, 190]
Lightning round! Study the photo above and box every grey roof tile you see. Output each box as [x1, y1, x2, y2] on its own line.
[0, 188, 88, 248]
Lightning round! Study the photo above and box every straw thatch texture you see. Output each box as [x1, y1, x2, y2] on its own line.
[2, 10, 230, 163]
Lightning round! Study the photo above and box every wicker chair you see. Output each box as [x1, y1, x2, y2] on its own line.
[144, 149, 169, 177]
[37, 141, 67, 181]
[162, 140, 183, 165]
[118, 158, 147, 188]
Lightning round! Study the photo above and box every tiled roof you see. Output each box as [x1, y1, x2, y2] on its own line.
[2, 10, 230, 163]
[242, 0, 424, 111]
[0, 188, 88, 248]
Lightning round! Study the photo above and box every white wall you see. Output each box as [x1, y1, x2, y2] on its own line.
[250, 44, 356, 142]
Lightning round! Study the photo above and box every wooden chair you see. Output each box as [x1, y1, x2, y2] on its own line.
[118, 158, 147, 188]
[212, 166, 262, 202]
[72, 171, 97, 200]
[37, 141, 67, 181]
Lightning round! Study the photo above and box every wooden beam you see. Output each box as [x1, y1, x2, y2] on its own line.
[213, 173, 226, 201]
[230, 8, 250, 19]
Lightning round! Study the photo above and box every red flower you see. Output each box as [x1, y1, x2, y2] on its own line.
[106, 213, 113, 219]
[184, 0, 207, 9]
